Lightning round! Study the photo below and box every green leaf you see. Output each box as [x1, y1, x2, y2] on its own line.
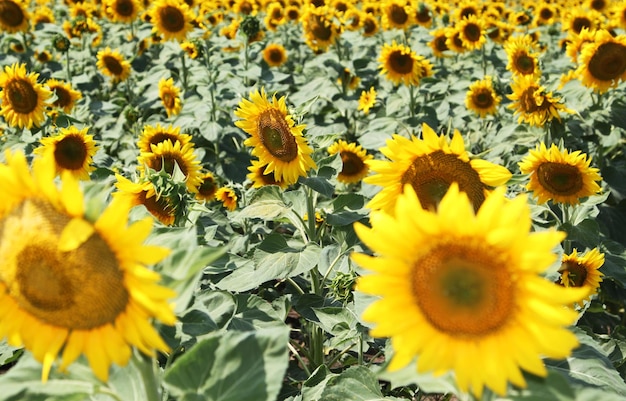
[320, 365, 405, 401]
[299, 176, 335, 198]
[0, 340, 23, 366]
[163, 327, 290, 401]
[229, 294, 289, 331]
[236, 200, 291, 221]
[507, 370, 575, 401]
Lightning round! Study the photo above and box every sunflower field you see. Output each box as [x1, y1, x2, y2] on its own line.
[1, 0, 626, 400]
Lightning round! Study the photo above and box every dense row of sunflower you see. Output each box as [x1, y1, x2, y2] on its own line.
[0, 0, 625, 399]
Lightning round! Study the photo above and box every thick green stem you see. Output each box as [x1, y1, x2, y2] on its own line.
[134, 353, 161, 401]
[180, 52, 188, 91]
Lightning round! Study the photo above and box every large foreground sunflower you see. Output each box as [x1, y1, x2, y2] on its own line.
[234, 88, 317, 186]
[557, 248, 604, 307]
[0, 63, 51, 129]
[365, 123, 511, 214]
[576, 29, 626, 93]
[34, 126, 98, 180]
[519, 142, 602, 204]
[353, 184, 587, 398]
[0, 151, 176, 382]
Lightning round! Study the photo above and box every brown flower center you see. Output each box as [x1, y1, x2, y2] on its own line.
[587, 42, 626, 81]
[473, 90, 494, 108]
[463, 23, 481, 42]
[536, 162, 584, 196]
[52, 86, 72, 109]
[0, 0, 25, 28]
[257, 108, 298, 162]
[0, 199, 128, 330]
[269, 49, 284, 64]
[340, 151, 366, 177]
[310, 16, 332, 41]
[54, 134, 88, 170]
[514, 53, 536, 75]
[114, 0, 135, 17]
[558, 261, 588, 287]
[572, 17, 592, 34]
[389, 4, 408, 26]
[159, 5, 185, 33]
[6, 78, 38, 114]
[401, 150, 485, 212]
[389, 50, 414, 74]
[103, 55, 123, 76]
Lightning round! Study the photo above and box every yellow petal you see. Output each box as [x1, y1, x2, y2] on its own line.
[58, 217, 95, 252]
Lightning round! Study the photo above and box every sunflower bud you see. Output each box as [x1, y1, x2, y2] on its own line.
[52, 34, 71, 53]
[240, 15, 260, 38]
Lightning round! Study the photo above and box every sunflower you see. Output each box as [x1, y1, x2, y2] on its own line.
[106, 0, 142, 23]
[534, 3, 558, 26]
[234, 88, 317, 186]
[96, 47, 131, 83]
[457, 14, 486, 51]
[35, 50, 53, 64]
[0, 0, 29, 33]
[180, 40, 199, 58]
[215, 187, 237, 211]
[558, 248, 604, 307]
[32, 6, 55, 25]
[378, 41, 432, 86]
[247, 159, 288, 189]
[342, 7, 361, 30]
[0, 151, 176, 382]
[34, 126, 98, 180]
[263, 43, 288, 67]
[158, 78, 182, 117]
[301, 5, 342, 52]
[504, 35, 541, 78]
[353, 183, 587, 398]
[137, 123, 191, 153]
[381, 0, 414, 31]
[576, 29, 626, 93]
[444, 26, 467, 54]
[149, 0, 194, 42]
[518, 142, 602, 205]
[46, 79, 82, 114]
[195, 171, 218, 202]
[565, 27, 596, 64]
[358, 86, 377, 115]
[327, 140, 372, 184]
[137, 139, 202, 192]
[365, 123, 512, 215]
[507, 75, 574, 127]
[0, 63, 51, 129]
[465, 76, 501, 118]
[114, 175, 177, 226]
[414, 3, 432, 28]
[338, 68, 360, 91]
[361, 13, 379, 37]
[562, 8, 602, 35]
[428, 28, 450, 57]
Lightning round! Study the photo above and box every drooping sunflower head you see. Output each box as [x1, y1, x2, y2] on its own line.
[381, 0, 414, 31]
[378, 40, 432, 86]
[247, 159, 288, 189]
[34, 125, 98, 180]
[576, 29, 626, 93]
[215, 187, 238, 211]
[96, 47, 132, 82]
[0, 62, 51, 129]
[519, 142, 603, 205]
[263, 43, 288, 67]
[137, 139, 202, 192]
[46, 78, 82, 114]
[158, 77, 182, 117]
[506, 75, 574, 127]
[353, 183, 587, 398]
[137, 123, 191, 153]
[358, 86, 377, 115]
[557, 248, 605, 307]
[106, 0, 143, 23]
[504, 35, 541, 78]
[465, 76, 501, 118]
[195, 171, 219, 202]
[234, 88, 317, 186]
[149, 0, 194, 42]
[0, 151, 176, 382]
[327, 140, 372, 184]
[0, 0, 30, 33]
[114, 174, 177, 226]
[365, 123, 512, 214]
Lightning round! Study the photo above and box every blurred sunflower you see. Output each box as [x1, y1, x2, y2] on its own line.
[504, 35, 541, 78]
[519, 142, 602, 205]
[444, 27, 467, 54]
[534, 3, 558, 26]
[32, 6, 55, 25]
[301, 5, 341, 52]
[365, 123, 511, 214]
[457, 14, 486, 51]
[465, 76, 501, 118]
[361, 13, 379, 37]
[46, 79, 82, 114]
[114, 175, 177, 226]
[195, 171, 218, 202]
[234, 88, 317, 186]
[562, 7, 602, 35]
[34, 126, 98, 180]
[263, 43, 288, 67]
[0, 0, 29, 33]
[576, 29, 626, 93]
[358, 86, 377, 115]
[137, 140, 202, 192]
[247, 159, 288, 189]
[338, 68, 360, 91]
[378, 41, 432, 86]
[353, 184, 587, 398]
[96, 47, 131, 83]
[106, 0, 142, 23]
[180, 40, 199, 58]
[414, 3, 432, 28]
[507, 75, 574, 127]
[558, 248, 604, 307]
[158, 78, 182, 117]
[565, 27, 596, 63]
[149, 0, 194, 42]
[0, 63, 51, 129]
[137, 123, 191, 153]
[381, 0, 414, 31]
[342, 7, 361, 30]
[0, 151, 176, 382]
[215, 187, 238, 211]
[328, 140, 372, 184]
